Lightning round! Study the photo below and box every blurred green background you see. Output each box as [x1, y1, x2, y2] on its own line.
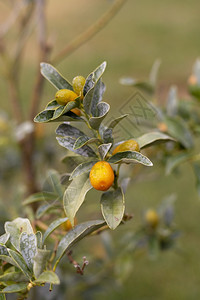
[1, 0, 200, 299]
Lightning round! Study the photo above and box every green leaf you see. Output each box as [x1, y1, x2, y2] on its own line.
[57, 136, 97, 157]
[0, 293, 6, 299]
[166, 86, 178, 117]
[166, 152, 192, 175]
[34, 110, 54, 123]
[23, 192, 57, 206]
[0, 255, 18, 268]
[33, 249, 51, 278]
[108, 151, 153, 166]
[165, 116, 194, 149]
[0, 283, 27, 294]
[98, 143, 112, 160]
[5, 218, 33, 252]
[100, 187, 125, 230]
[36, 202, 56, 219]
[36, 231, 42, 249]
[0, 271, 28, 282]
[45, 99, 60, 110]
[69, 161, 97, 180]
[20, 233, 37, 270]
[56, 123, 86, 139]
[83, 61, 107, 96]
[42, 218, 68, 246]
[136, 131, 175, 149]
[46, 170, 63, 198]
[40, 63, 73, 90]
[34, 271, 60, 285]
[8, 250, 32, 280]
[63, 173, 92, 225]
[61, 155, 88, 172]
[53, 220, 106, 269]
[0, 234, 9, 245]
[89, 102, 110, 130]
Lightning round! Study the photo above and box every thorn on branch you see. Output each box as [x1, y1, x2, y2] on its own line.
[67, 251, 89, 275]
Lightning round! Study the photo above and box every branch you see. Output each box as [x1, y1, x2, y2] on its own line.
[29, 0, 51, 120]
[0, 0, 25, 38]
[52, 0, 127, 64]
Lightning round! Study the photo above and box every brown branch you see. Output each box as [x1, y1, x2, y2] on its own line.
[52, 0, 127, 64]
[29, 0, 51, 120]
[67, 251, 89, 275]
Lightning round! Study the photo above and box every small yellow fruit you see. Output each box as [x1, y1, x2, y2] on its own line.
[71, 108, 81, 116]
[145, 209, 159, 228]
[61, 218, 77, 231]
[55, 89, 78, 106]
[89, 161, 114, 191]
[72, 76, 86, 100]
[188, 74, 197, 86]
[112, 139, 140, 155]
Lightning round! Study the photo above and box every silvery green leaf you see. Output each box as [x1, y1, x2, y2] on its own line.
[136, 131, 175, 149]
[20, 233, 37, 270]
[42, 218, 68, 246]
[34, 271, 60, 285]
[164, 116, 194, 149]
[102, 114, 128, 143]
[40, 63, 73, 90]
[33, 249, 51, 278]
[69, 161, 97, 180]
[166, 86, 178, 117]
[101, 187, 125, 230]
[51, 100, 79, 120]
[108, 151, 153, 166]
[83, 61, 107, 96]
[0, 233, 10, 245]
[0, 283, 28, 294]
[34, 110, 54, 123]
[5, 218, 33, 252]
[57, 136, 97, 157]
[73, 136, 99, 150]
[91, 79, 106, 117]
[53, 220, 106, 270]
[8, 249, 32, 280]
[89, 102, 110, 130]
[98, 143, 112, 160]
[0, 244, 9, 256]
[149, 59, 161, 86]
[63, 173, 92, 225]
[56, 123, 86, 139]
[45, 100, 60, 110]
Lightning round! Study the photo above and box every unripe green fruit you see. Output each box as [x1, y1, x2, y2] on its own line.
[72, 76, 86, 100]
[55, 89, 78, 106]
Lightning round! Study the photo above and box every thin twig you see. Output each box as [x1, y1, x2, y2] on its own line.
[29, 0, 51, 120]
[52, 0, 127, 64]
[0, 0, 25, 38]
